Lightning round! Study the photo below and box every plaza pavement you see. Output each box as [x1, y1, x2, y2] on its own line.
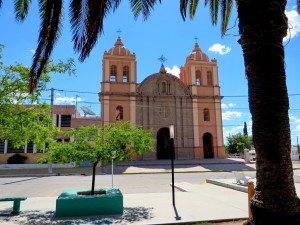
[0, 158, 299, 225]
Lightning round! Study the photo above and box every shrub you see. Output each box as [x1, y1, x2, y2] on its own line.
[7, 153, 28, 164]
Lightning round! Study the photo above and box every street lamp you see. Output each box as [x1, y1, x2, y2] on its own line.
[111, 150, 116, 188]
[169, 125, 175, 206]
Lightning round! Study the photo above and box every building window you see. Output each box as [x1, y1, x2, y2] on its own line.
[207, 71, 213, 86]
[196, 70, 201, 85]
[162, 82, 167, 93]
[7, 142, 24, 153]
[123, 66, 129, 82]
[61, 115, 71, 127]
[110, 65, 117, 82]
[116, 105, 123, 120]
[204, 108, 210, 121]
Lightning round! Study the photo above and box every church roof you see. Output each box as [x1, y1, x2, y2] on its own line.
[107, 36, 133, 56]
[186, 42, 209, 62]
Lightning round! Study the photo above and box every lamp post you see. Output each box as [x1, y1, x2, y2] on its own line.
[111, 150, 116, 188]
[169, 125, 175, 206]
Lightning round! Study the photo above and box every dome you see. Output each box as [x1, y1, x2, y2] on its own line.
[107, 36, 133, 56]
[186, 42, 209, 62]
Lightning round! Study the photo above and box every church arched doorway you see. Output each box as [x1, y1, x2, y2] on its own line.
[203, 133, 214, 158]
[157, 127, 171, 159]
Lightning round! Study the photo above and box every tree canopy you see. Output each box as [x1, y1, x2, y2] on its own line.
[0, 44, 75, 149]
[225, 133, 252, 155]
[41, 121, 155, 194]
[43, 121, 155, 165]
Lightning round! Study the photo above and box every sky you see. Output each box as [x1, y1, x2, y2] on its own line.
[0, 1, 300, 145]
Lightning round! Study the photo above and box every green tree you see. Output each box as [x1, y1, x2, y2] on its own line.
[226, 133, 252, 155]
[0, 45, 75, 149]
[2, 0, 300, 223]
[41, 121, 155, 195]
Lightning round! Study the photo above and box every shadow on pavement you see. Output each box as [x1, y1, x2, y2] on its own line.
[0, 207, 153, 225]
[101, 158, 256, 174]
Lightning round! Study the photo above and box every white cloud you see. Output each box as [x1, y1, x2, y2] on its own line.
[284, 9, 300, 41]
[222, 111, 242, 120]
[223, 125, 243, 140]
[30, 49, 35, 54]
[55, 96, 82, 104]
[290, 115, 300, 132]
[208, 44, 231, 55]
[221, 104, 228, 109]
[165, 65, 180, 77]
[290, 115, 300, 124]
[295, 124, 300, 132]
[221, 103, 236, 109]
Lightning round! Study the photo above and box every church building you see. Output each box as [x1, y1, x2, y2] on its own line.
[99, 36, 225, 160]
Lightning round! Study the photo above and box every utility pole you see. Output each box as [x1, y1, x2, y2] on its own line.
[75, 95, 79, 118]
[48, 88, 54, 174]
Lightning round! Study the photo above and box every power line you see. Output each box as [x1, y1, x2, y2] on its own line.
[43, 88, 300, 98]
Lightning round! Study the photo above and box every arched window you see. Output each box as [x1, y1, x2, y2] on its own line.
[162, 82, 167, 93]
[110, 65, 117, 82]
[196, 70, 201, 85]
[116, 105, 123, 120]
[123, 66, 129, 82]
[207, 71, 213, 86]
[204, 108, 210, 121]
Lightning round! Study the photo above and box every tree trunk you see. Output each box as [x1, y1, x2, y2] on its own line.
[91, 161, 98, 195]
[237, 0, 300, 224]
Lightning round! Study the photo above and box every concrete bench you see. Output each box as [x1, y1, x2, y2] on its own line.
[0, 197, 27, 214]
[233, 171, 253, 186]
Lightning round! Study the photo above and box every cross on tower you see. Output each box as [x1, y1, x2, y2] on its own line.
[194, 36, 199, 43]
[117, 29, 122, 36]
[158, 54, 167, 67]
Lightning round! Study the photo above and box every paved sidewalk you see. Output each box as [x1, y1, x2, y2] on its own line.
[0, 159, 299, 224]
[0, 182, 249, 225]
[0, 158, 299, 177]
[0, 158, 260, 177]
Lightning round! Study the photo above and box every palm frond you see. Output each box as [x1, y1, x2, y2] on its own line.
[29, 0, 63, 93]
[78, 0, 113, 62]
[70, 0, 88, 52]
[209, 0, 219, 25]
[189, 0, 199, 19]
[14, 0, 32, 22]
[298, 0, 300, 14]
[0, 0, 2, 9]
[70, 0, 123, 62]
[220, 0, 233, 36]
[180, 0, 189, 20]
[130, 0, 160, 20]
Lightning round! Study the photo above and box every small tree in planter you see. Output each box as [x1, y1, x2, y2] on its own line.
[41, 121, 155, 195]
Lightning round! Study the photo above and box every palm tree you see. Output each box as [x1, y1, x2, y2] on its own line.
[1, 0, 300, 224]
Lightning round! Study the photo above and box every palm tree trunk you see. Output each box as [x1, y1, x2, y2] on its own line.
[237, 0, 300, 224]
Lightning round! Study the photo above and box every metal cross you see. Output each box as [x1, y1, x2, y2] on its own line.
[194, 36, 199, 43]
[117, 29, 122, 36]
[158, 54, 167, 67]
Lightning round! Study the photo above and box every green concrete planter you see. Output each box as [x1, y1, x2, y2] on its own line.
[55, 188, 123, 217]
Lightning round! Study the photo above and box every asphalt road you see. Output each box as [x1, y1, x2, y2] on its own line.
[1, 170, 299, 198]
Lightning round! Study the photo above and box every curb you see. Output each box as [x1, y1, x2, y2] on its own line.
[206, 179, 248, 193]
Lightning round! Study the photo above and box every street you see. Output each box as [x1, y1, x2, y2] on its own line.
[0, 171, 266, 197]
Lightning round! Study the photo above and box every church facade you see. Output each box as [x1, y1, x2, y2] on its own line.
[99, 37, 225, 160]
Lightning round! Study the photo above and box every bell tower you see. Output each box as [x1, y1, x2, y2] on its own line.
[99, 36, 137, 125]
[180, 41, 225, 158]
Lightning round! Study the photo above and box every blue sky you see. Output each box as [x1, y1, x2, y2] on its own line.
[0, 1, 300, 145]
